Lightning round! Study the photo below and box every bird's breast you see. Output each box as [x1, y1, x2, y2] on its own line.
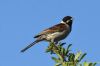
[46, 29, 70, 42]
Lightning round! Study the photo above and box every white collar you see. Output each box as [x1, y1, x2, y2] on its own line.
[60, 21, 66, 24]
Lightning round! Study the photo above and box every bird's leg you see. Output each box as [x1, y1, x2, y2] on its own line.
[50, 39, 58, 45]
[54, 41, 58, 45]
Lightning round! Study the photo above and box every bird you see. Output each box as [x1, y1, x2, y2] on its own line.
[21, 16, 73, 52]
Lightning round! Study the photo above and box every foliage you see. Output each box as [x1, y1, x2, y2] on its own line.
[46, 42, 96, 66]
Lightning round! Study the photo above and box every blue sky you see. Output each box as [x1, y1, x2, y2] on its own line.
[0, 0, 100, 66]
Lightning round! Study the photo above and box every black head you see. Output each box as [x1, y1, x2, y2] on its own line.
[62, 16, 72, 22]
[62, 16, 73, 27]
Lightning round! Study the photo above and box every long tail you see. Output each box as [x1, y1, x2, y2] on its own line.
[21, 40, 40, 52]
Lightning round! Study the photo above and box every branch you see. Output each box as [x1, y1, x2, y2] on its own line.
[46, 42, 96, 66]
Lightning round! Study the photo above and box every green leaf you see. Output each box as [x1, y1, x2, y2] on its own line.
[89, 63, 97, 66]
[92, 63, 97, 66]
[63, 62, 75, 66]
[79, 64, 82, 66]
[59, 43, 66, 46]
[67, 44, 72, 50]
[84, 62, 89, 66]
[61, 48, 65, 55]
[65, 44, 72, 56]
[74, 51, 82, 61]
[58, 45, 62, 51]
[79, 53, 87, 62]
[52, 57, 60, 63]
[89, 63, 93, 66]
[55, 63, 61, 66]
[65, 49, 70, 56]
[68, 53, 75, 62]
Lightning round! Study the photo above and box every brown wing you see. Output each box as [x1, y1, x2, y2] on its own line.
[34, 23, 67, 38]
